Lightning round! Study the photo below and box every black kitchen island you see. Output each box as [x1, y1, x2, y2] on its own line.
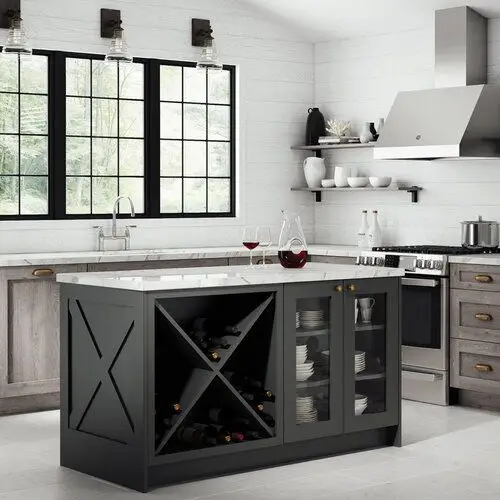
[58, 263, 403, 492]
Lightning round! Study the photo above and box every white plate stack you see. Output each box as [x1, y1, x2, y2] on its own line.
[296, 344, 308, 365]
[296, 396, 318, 424]
[296, 361, 314, 381]
[296, 312, 300, 329]
[354, 351, 366, 374]
[299, 310, 324, 329]
[355, 394, 368, 416]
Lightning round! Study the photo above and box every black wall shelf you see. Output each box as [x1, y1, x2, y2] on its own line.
[291, 186, 423, 203]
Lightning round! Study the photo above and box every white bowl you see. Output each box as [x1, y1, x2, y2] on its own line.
[297, 361, 314, 370]
[321, 179, 336, 188]
[297, 371, 314, 382]
[369, 176, 392, 188]
[296, 354, 307, 364]
[347, 177, 369, 188]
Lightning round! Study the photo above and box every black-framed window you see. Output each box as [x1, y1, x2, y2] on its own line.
[0, 50, 236, 220]
[0, 54, 49, 216]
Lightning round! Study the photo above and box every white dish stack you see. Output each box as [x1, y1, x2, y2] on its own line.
[299, 309, 324, 329]
[296, 361, 314, 382]
[354, 351, 366, 374]
[355, 394, 368, 416]
[296, 311, 300, 329]
[296, 396, 318, 424]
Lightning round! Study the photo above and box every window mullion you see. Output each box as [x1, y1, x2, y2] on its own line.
[146, 60, 160, 217]
[51, 52, 67, 219]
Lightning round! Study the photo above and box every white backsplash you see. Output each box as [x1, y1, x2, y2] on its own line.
[312, 19, 500, 247]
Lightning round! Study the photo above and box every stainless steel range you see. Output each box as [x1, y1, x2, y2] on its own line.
[357, 245, 500, 406]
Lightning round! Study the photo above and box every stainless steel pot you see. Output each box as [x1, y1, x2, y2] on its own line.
[461, 216, 499, 248]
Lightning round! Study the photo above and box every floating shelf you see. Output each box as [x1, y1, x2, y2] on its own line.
[296, 326, 329, 338]
[355, 371, 386, 381]
[355, 323, 386, 332]
[291, 143, 375, 153]
[296, 377, 330, 389]
[291, 185, 423, 203]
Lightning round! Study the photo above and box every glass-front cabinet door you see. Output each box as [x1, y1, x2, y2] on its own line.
[343, 278, 400, 433]
[283, 282, 343, 442]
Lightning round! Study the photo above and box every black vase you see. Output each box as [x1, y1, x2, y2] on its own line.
[305, 108, 326, 146]
[369, 122, 378, 141]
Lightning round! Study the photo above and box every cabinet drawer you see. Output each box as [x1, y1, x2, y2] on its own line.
[451, 264, 500, 291]
[451, 339, 500, 394]
[451, 289, 500, 343]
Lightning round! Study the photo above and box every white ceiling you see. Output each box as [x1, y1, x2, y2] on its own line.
[242, 0, 500, 41]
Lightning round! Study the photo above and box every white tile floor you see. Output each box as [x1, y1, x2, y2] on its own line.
[1, 401, 500, 499]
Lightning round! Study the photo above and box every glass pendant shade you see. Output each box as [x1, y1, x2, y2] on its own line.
[2, 11, 32, 56]
[105, 26, 133, 64]
[196, 37, 223, 72]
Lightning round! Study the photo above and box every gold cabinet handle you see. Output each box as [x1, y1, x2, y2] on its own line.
[347, 284, 356, 292]
[475, 275, 493, 283]
[475, 363, 493, 373]
[32, 269, 54, 278]
[475, 313, 493, 322]
[335, 285, 343, 293]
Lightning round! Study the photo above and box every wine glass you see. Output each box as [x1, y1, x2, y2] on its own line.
[258, 226, 272, 267]
[242, 226, 260, 267]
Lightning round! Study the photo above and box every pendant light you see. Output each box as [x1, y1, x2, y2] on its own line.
[192, 19, 223, 72]
[101, 9, 133, 64]
[1, 5, 31, 56]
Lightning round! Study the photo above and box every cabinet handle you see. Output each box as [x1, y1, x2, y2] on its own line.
[32, 268, 54, 278]
[475, 363, 493, 373]
[475, 275, 493, 283]
[335, 285, 343, 293]
[347, 284, 356, 292]
[475, 313, 493, 322]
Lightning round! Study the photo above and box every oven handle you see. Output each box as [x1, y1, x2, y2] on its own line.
[402, 277, 440, 288]
[402, 370, 443, 382]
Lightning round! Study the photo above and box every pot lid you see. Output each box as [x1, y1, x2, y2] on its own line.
[462, 215, 498, 224]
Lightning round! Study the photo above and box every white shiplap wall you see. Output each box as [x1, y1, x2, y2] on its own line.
[312, 19, 500, 246]
[0, 0, 314, 253]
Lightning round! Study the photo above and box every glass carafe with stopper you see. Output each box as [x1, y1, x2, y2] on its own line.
[278, 212, 308, 268]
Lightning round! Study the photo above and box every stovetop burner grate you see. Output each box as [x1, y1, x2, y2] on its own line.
[372, 245, 500, 256]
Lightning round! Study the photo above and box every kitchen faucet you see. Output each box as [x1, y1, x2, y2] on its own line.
[93, 196, 137, 251]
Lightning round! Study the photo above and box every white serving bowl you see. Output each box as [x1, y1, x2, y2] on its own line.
[347, 177, 369, 188]
[321, 179, 336, 188]
[369, 176, 392, 188]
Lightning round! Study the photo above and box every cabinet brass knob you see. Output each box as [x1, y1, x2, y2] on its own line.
[475, 313, 493, 322]
[475, 275, 493, 283]
[335, 285, 343, 293]
[347, 284, 356, 292]
[475, 363, 493, 373]
[32, 269, 54, 278]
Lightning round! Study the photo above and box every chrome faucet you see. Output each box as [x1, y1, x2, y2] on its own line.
[93, 196, 137, 251]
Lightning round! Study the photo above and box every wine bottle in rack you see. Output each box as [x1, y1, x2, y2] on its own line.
[259, 411, 275, 428]
[250, 403, 265, 413]
[224, 372, 275, 401]
[193, 318, 242, 337]
[244, 430, 264, 441]
[176, 426, 206, 447]
[192, 423, 232, 444]
[230, 431, 245, 443]
[208, 407, 252, 429]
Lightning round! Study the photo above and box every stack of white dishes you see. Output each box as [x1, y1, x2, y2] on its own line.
[355, 394, 368, 416]
[354, 351, 366, 374]
[296, 312, 300, 329]
[296, 344, 308, 365]
[299, 310, 324, 329]
[296, 396, 318, 424]
[296, 361, 314, 381]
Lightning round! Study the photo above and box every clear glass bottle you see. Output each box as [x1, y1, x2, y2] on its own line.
[278, 211, 308, 268]
[357, 210, 369, 248]
[367, 210, 382, 248]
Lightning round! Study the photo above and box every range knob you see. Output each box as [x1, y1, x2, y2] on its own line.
[376, 257, 385, 267]
[368, 256, 376, 266]
[433, 261, 444, 271]
[416, 259, 424, 269]
[424, 260, 432, 269]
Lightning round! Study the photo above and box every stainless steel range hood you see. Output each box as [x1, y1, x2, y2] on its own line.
[374, 7, 500, 160]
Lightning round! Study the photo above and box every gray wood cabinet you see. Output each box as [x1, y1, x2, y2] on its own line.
[451, 264, 500, 292]
[0, 264, 86, 414]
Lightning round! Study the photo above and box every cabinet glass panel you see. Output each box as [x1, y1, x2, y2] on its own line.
[295, 297, 331, 425]
[353, 293, 387, 416]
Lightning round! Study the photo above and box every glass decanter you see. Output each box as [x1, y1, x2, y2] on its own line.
[278, 211, 308, 269]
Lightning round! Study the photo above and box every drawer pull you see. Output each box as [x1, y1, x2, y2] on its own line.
[475, 275, 493, 283]
[475, 313, 493, 322]
[475, 363, 493, 373]
[347, 284, 356, 292]
[335, 285, 343, 293]
[32, 269, 54, 278]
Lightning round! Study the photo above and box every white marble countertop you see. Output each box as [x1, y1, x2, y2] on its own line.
[449, 254, 500, 266]
[57, 263, 404, 292]
[0, 245, 360, 267]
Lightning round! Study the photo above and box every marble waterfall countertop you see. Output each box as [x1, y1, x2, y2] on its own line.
[0, 245, 360, 267]
[449, 254, 500, 266]
[56, 263, 404, 292]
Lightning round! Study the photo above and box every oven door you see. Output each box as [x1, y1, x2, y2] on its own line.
[401, 276, 448, 371]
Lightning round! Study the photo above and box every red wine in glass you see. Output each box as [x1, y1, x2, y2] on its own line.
[243, 242, 260, 250]
[278, 250, 308, 269]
